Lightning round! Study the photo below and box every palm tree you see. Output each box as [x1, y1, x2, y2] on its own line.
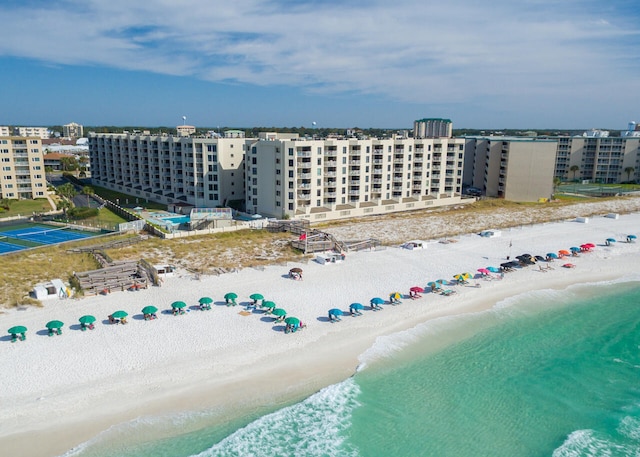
[57, 183, 77, 200]
[570, 165, 580, 181]
[82, 186, 94, 206]
[624, 166, 635, 182]
[57, 199, 71, 217]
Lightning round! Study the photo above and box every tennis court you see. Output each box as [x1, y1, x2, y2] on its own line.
[0, 223, 103, 255]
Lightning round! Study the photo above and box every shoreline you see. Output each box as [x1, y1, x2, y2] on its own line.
[2, 213, 639, 457]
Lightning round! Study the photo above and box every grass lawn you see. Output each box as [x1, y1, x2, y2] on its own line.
[65, 207, 128, 231]
[0, 199, 52, 218]
[83, 184, 166, 210]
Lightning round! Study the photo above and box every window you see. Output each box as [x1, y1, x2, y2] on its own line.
[252, 157, 257, 165]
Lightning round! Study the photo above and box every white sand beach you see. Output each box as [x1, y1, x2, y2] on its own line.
[2, 212, 640, 457]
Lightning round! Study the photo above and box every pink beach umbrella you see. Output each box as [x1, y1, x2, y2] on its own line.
[477, 268, 490, 276]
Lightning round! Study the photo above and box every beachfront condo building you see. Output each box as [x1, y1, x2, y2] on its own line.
[554, 136, 640, 184]
[88, 133, 248, 208]
[413, 118, 453, 138]
[245, 135, 465, 221]
[464, 137, 558, 202]
[0, 136, 48, 199]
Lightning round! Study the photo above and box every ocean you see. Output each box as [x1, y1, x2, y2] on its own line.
[63, 280, 640, 457]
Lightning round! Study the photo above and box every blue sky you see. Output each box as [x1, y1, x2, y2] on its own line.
[1, 0, 639, 129]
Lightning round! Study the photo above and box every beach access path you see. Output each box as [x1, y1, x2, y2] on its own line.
[2, 211, 640, 457]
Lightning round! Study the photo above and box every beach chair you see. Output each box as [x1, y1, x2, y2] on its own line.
[48, 329, 54, 337]
[20, 333, 26, 341]
[56, 328, 62, 335]
[440, 289, 456, 296]
[10, 333, 17, 343]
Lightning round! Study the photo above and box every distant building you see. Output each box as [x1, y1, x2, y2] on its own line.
[224, 130, 245, 138]
[176, 125, 196, 137]
[14, 127, 51, 139]
[622, 121, 640, 138]
[0, 126, 10, 136]
[0, 136, 48, 199]
[464, 137, 557, 202]
[583, 129, 609, 138]
[63, 122, 84, 138]
[413, 118, 453, 138]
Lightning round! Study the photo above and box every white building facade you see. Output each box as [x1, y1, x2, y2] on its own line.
[63, 122, 84, 138]
[89, 133, 248, 207]
[0, 137, 48, 199]
[245, 135, 465, 221]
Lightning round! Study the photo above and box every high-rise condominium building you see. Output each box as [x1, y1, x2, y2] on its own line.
[245, 135, 465, 221]
[0, 137, 48, 199]
[463, 137, 558, 202]
[89, 132, 466, 222]
[63, 122, 84, 138]
[413, 118, 453, 138]
[89, 133, 248, 207]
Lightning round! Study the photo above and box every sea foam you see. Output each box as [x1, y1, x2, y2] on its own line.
[193, 378, 361, 457]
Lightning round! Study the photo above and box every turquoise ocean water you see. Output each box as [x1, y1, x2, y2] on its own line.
[63, 280, 640, 457]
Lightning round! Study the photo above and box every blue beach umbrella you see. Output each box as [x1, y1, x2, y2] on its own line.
[606, 238, 616, 243]
[350, 303, 364, 311]
[370, 297, 385, 305]
[486, 266, 501, 273]
[570, 247, 581, 252]
[628, 235, 637, 240]
[328, 308, 343, 316]
[546, 252, 558, 259]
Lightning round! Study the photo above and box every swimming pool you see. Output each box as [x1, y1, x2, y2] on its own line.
[162, 216, 190, 225]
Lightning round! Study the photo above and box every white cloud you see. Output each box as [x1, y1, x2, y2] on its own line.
[0, 0, 639, 108]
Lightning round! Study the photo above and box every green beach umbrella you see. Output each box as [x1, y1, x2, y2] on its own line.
[79, 315, 96, 325]
[142, 306, 158, 314]
[249, 293, 264, 301]
[271, 308, 287, 317]
[262, 301, 276, 309]
[8, 325, 27, 334]
[112, 310, 128, 319]
[224, 292, 238, 301]
[199, 297, 213, 305]
[284, 317, 300, 326]
[46, 320, 64, 329]
[171, 301, 187, 309]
